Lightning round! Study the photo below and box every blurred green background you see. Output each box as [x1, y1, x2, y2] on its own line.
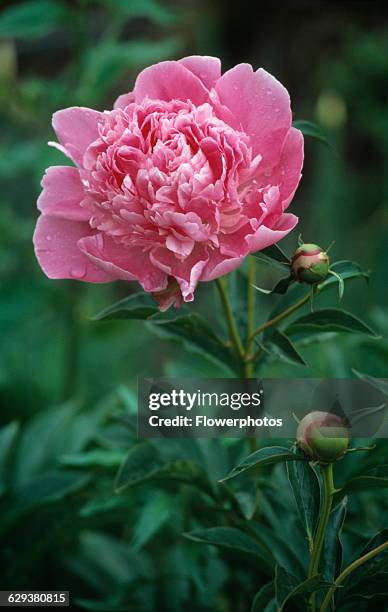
[0, 1, 387, 610]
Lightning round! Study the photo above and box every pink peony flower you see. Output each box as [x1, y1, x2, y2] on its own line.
[34, 56, 304, 309]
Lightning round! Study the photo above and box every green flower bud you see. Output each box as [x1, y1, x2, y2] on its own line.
[291, 243, 330, 284]
[297, 411, 349, 463]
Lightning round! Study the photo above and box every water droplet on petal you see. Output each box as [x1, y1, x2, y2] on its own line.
[70, 264, 87, 279]
[46, 235, 52, 241]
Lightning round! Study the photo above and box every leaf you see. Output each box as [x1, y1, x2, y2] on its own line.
[292, 120, 331, 148]
[319, 260, 369, 300]
[251, 243, 290, 267]
[184, 527, 270, 562]
[266, 329, 307, 366]
[149, 311, 237, 371]
[250, 582, 276, 612]
[6, 471, 90, 519]
[115, 443, 213, 496]
[352, 370, 388, 396]
[346, 529, 388, 590]
[92, 293, 158, 321]
[131, 492, 173, 551]
[322, 497, 347, 583]
[345, 573, 388, 601]
[275, 566, 331, 611]
[79, 37, 182, 102]
[286, 451, 320, 548]
[100, 0, 177, 25]
[253, 275, 294, 295]
[287, 308, 378, 338]
[220, 446, 307, 482]
[231, 478, 259, 520]
[60, 450, 124, 469]
[340, 465, 388, 495]
[0, 0, 68, 39]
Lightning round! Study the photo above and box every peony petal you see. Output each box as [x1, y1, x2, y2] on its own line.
[79, 234, 167, 292]
[264, 127, 304, 208]
[113, 91, 135, 110]
[178, 56, 221, 90]
[52, 107, 103, 165]
[150, 245, 209, 300]
[201, 251, 244, 282]
[33, 216, 114, 282]
[245, 213, 298, 254]
[215, 64, 291, 170]
[134, 61, 209, 106]
[37, 166, 90, 221]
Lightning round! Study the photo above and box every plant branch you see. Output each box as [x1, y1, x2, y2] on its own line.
[320, 540, 388, 612]
[247, 292, 311, 343]
[215, 278, 244, 359]
[308, 463, 335, 611]
[244, 259, 256, 377]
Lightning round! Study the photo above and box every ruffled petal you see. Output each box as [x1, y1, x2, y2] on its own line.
[215, 64, 291, 170]
[33, 216, 113, 282]
[37, 166, 90, 221]
[245, 213, 298, 254]
[201, 251, 244, 282]
[78, 234, 167, 292]
[52, 107, 102, 165]
[150, 245, 209, 301]
[134, 61, 209, 106]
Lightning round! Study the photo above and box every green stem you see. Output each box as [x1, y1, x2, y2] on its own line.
[244, 259, 256, 378]
[308, 463, 335, 611]
[320, 540, 388, 612]
[215, 278, 244, 359]
[247, 292, 311, 343]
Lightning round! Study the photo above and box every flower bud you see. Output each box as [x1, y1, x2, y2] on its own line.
[297, 411, 349, 463]
[291, 243, 330, 284]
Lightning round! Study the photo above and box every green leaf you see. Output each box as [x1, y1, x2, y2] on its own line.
[345, 573, 388, 601]
[92, 293, 158, 321]
[131, 492, 173, 551]
[0, 0, 68, 39]
[231, 478, 259, 520]
[340, 465, 388, 495]
[251, 243, 290, 266]
[184, 527, 270, 562]
[287, 308, 378, 338]
[250, 582, 276, 612]
[292, 120, 331, 148]
[115, 443, 213, 496]
[220, 446, 307, 482]
[286, 451, 320, 548]
[266, 329, 307, 366]
[275, 566, 331, 611]
[6, 471, 90, 520]
[60, 450, 124, 469]
[99, 0, 177, 25]
[149, 311, 237, 372]
[322, 497, 347, 583]
[347, 529, 388, 590]
[352, 370, 388, 396]
[253, 275, 294, 295]
[319, 260, 369, 301]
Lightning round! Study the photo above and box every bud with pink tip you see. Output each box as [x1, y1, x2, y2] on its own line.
[291, 243, 330, 284]
[297, 411, 349, 463]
